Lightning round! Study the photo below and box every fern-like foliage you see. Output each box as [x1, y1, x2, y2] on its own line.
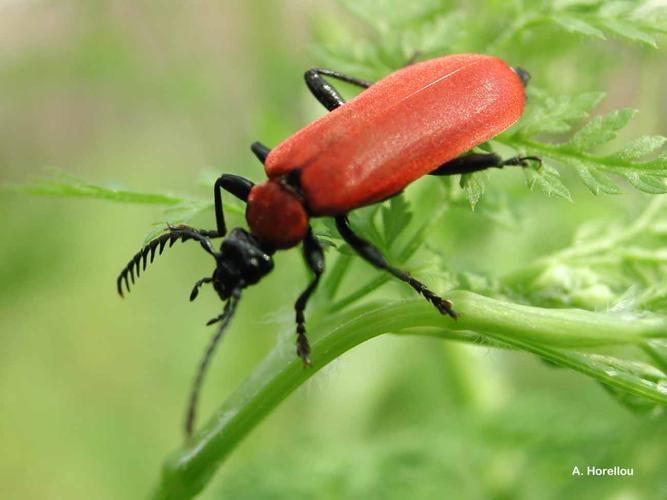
[539, 0, 667, 48]
[486, 0, 667, 53]
[502, 197, 667, 312]
[498, 91, 667, 200]
[315, 1, 467, 78]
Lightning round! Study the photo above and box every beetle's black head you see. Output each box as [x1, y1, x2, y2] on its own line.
[512, 66, 531, 87]
[212, 227, 274, 300]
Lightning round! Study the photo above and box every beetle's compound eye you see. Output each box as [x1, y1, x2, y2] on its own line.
[511, 66, 531, 87]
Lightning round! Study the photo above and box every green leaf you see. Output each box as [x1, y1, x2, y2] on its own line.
[567, 108, 636, 151]
[547, 0, 667, 48]
[574, 164, 623, 194]
[601, 18, 658, 47]
[6, 173, 187, 205]
[610, 135, 667, 161]
[336, 0, 442, 33]
[553, 0, 604, 9]
[623, 172, 667, 194]
[516, 91, 605, 137]
[524, 163, 572, 201]
[552, 14, 606, 39]
[602, 384, 665, 415]
[398, 12, 468, 59]
[460, 173, 486, 208]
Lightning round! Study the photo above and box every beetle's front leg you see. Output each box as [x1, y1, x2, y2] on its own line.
[213, 174, 255, 235]
[429, 153, 542, 176]
[335, 215, 457, 319]
[161, 173, 255, 241]
[304, 68, 373, 111]
[189, 276, 213, 301]
[293, 228, 325, 365]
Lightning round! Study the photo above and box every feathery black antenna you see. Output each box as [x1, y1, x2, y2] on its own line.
[116, 227, 218, 297]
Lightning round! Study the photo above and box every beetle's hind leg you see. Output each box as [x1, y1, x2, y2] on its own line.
[429, 153, 542, 176]
[334, 215, 457, 319]
[304, 68, 373, 111]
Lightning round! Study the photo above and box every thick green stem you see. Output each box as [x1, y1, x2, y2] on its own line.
[151, 291, 667, 500]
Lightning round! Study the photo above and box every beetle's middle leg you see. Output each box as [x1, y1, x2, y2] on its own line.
[429, 153, 541, 176]
[293, 228, 325, 365]
[334, 215, 457, 319]
[250, 67, 370, 166]
[305, 68, 373, 111]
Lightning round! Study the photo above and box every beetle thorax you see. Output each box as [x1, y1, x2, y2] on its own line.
[245, 179, 309, 249]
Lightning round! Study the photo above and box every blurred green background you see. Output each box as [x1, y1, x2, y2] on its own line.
[2, 1, 666, 499]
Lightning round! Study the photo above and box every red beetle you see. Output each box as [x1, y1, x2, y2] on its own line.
[117, 53, 539, 437]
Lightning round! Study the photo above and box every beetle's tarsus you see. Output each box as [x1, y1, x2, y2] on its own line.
[434, 297, 458, 320]
[502, 155, 542, 168]
[190, 277, 212, 302]
[206, 315, 222, 326]
[296, 326, 312, 366]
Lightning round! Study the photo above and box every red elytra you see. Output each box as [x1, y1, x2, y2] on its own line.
[246, 53, 526, 248]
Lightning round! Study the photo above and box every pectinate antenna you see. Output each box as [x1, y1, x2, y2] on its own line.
[116, 227, 218, 297]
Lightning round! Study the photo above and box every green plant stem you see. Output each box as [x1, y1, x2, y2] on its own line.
[151, 291, 667, 500]
[642, 340, 667, 374]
